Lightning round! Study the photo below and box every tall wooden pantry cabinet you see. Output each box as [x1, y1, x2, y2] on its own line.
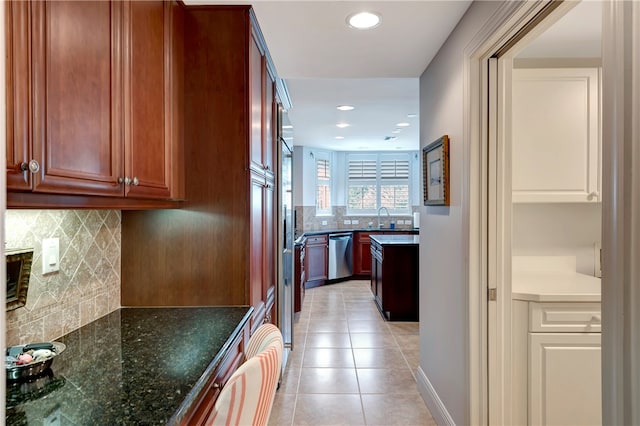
[121, 5, 283, 333]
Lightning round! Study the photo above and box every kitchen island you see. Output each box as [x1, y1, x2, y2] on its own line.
[370, 234, 419, 321]
[6, 306, 253, 425]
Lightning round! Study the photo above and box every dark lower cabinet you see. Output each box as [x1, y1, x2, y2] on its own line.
[305, 234, 328, 287]
[370, 235, 419, 321]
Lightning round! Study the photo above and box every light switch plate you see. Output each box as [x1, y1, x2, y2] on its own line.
[321, 220, 328, 226]
[352, 220, 359, 225]
[344, 219, 352, 225]
[42, 238, 60, 275]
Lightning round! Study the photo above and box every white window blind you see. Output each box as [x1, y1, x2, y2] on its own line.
[347, 154, 411, 215]
[316, 156, 331, 214]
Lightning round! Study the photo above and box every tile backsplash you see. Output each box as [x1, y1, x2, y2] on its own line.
[5, 210, 121, 346]
[295, 205, 419, 236]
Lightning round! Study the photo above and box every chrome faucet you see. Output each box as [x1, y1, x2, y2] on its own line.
[377, 207, 390, 229]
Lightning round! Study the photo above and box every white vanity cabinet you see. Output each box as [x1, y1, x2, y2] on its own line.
[512, 67, 601, 203]
[512, 300, 602, 426]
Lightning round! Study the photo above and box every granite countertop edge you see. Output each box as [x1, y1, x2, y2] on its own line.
[369, 234, 420, 246]
[168, 306, 253, 425]
[295, 228, 419, 245]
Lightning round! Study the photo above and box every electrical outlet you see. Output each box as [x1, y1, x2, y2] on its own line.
[321, 220, 328, 226]
[594, 242, 602, 278]
[42, 238, 60, 275]
[352, 220, 359, 225]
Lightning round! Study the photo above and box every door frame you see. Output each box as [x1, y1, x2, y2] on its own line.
[465, 1, 640, 424]
[463, 1, 597, 424]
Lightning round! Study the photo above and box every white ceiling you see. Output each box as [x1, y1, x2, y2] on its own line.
[516, 1, 602, 59]
[257, 1, 472, 151]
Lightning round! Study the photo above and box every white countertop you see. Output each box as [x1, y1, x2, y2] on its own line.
[511, 256, 601, 302]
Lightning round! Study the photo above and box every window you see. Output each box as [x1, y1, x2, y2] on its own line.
[316, 156, 331, 214]
[347, 154, 411, 215]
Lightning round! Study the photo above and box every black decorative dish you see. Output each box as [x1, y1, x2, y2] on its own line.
[5, 342, 66, 381]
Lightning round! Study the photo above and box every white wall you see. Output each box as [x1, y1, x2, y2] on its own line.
[418, 1, 503, 424]
[512, 203, 602, 275]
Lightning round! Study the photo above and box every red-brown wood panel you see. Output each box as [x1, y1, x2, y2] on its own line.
[250, 171, 266, 328]
[5, 1, 32, 191]
[263, 76, 275, 177]
[354, 232, 372, 276]
[124, 0, 171, 199]
[249, 32, 263, 174]
[264, 179, 276, 315]
[31, 1, 123, 196]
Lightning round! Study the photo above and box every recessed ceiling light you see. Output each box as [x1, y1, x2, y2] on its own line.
[336, 123, 350, 128]
[407, 113, 418, 118]
[336, 105, 355, 111]
[282, 125, 293, 129]
[391, 129, 402, 134]
[346, 12, 382, 30]
[335, 136, 345, 140]
[396, 122, 410, 127]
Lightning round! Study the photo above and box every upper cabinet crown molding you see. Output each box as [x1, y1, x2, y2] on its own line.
[512, 67, 601, 203]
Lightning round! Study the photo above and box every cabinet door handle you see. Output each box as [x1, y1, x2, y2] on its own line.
[591, 315, 601, 323]
[118, 177, 125, 184]
[28, 160, 40, 173]
[19, 162, 29, 172]
[124, 176, 132, 185]
[132, 176, 139, 186]
[588, 192, 599, 200]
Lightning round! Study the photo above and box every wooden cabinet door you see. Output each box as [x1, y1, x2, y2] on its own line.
[263, 179, 276, 322]
[249, 31, 264, 175]
[354, 232, 372, 275]
[31, 1, 123, 197]
[306, 241, 328, 283]
[250, 172, 266, 331]
[529, 333, 601, 426]
[123, 0, 172, 199]
[263, 77, 275, 178]
[5, 1, 32, 191]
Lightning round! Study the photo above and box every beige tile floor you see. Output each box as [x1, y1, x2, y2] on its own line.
[269, 280, 436, 426]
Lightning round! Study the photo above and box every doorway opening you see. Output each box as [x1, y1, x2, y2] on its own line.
[482, 1, 603, 424]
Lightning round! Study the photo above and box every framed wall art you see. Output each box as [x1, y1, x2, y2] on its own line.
[6, 248, 33, 311]
[422, 135, 450, 206]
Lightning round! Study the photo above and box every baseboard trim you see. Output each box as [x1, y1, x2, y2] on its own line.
[416, 366, 456, 425]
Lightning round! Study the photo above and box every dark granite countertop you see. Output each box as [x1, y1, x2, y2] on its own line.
[6, 306, 253, 426]
[370, 234, 420, 246]
[295, 228, 419, 244]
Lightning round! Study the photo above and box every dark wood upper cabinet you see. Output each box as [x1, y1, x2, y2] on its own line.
[121, 6, 282, 332]
[5, 1, 32, 191]
[31, 1, 123, 196]
[5, 0, 184, 206]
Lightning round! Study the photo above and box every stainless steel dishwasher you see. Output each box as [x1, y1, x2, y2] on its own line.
[328, 233, 353, 280]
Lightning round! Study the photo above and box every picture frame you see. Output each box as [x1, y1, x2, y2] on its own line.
[6, 248, 33, 311]
[422, 135, 450, 206]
